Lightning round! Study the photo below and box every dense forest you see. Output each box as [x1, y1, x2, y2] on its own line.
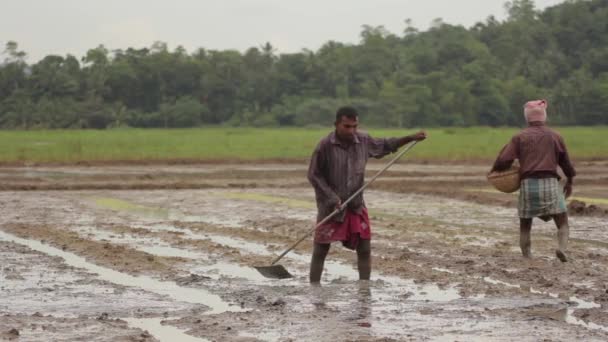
[1, 0, 607, 129]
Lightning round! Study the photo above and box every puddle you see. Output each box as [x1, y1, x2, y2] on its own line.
[176, 208, 311, 227]
[432, 267, 456, 274]
[137, 245, 204, 259]
[238, 331, 281, 342]
[93, 192, 315, 229]
[203, 234, 274, 256]
[380, 277, 461, 302]
[178, 190, 315, 224]
[75, 226, 207, 259]
[290, 282, 489, 340]
[191, 262, 271, 282]
[483, 277, 522, 289]
[136, 224, 463, 302]
[94, 195, 247, 227]
[0, 240, 200, 317]
[140, 224, 277, 258]
[483, 277, 608, 333]
[573, 280, 596, 288]
[148, 225, 463, 301]
[565, 298, 608, 332]
[0, 231, 239, 314]
[125, 318, 209, 342]
[178, 213, 245, 228]
[74, 223, 285, 282]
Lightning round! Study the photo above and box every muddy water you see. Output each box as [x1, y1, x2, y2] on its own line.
[0, 229, 242, 341]
[0, 231, 236, 314]
[2, 162, 608, 341]
[125, 318, 210, 342]
[483, 276, 608, 333]
[0, 242, 190, 318]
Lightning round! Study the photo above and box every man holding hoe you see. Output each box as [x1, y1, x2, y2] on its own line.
[307, 106, 426, 283]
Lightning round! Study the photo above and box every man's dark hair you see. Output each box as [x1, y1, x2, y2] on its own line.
[335, 106, 359, 123]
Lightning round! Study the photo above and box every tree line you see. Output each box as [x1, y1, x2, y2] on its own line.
[1, 0, 607, 129]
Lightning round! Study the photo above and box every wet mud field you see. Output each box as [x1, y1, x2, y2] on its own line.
[1, 160, 607, 341]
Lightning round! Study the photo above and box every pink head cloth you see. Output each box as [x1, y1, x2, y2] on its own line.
[524, 99, 547, 122]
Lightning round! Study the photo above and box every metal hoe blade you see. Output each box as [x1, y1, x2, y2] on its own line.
[254, 265, 293, 279]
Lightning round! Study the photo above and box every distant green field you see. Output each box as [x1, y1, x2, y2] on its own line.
[0, 127, 606, 163]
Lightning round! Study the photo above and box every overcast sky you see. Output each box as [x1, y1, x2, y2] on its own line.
[2, 0, 564, 62]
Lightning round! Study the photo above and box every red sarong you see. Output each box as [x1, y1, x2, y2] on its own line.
[314, 208, 371, 250]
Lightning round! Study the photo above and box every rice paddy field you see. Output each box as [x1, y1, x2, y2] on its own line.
[1, 126, 607, 341]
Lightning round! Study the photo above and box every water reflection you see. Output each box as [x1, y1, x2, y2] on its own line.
[309, 281, 373, 329]
[352, 282, 372, 328]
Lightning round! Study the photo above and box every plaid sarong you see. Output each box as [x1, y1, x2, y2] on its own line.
[518, 178, 567, 219]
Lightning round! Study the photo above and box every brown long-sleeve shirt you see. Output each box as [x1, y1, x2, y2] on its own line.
[492, 123, 576, 181]
[308, 131, 401, 222]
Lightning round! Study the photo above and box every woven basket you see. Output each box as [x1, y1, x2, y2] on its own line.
[487, 165, 520, 193]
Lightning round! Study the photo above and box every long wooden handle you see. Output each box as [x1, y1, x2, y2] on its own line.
[270, 140, 419, 265]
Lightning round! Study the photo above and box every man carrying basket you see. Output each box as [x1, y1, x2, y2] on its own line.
[491, 100, 576, 262]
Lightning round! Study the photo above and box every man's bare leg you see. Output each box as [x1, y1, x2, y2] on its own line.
[356, 240, 371, 280]
[520, 218, 533, 258]
[310, 243, 330, 283]
[553, 213, 569, 262]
